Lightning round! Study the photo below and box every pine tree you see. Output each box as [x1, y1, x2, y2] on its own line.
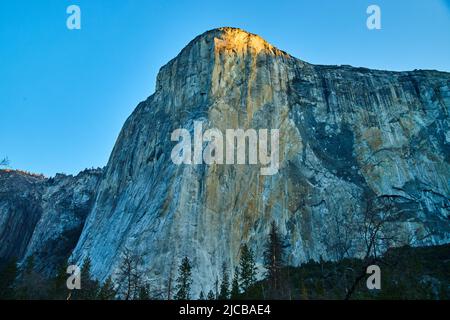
[116, 248, 142, 300]
[0, 156, 9, 168]
[218, 263, 230, 300]
[239, 244, 257, 293]
[230, 266, 240, 299]
[49, 261, 70, 300]
[207, 290, 216, 300]
[138, 283, 151, 300]
[263, 221, 284, 296]
[174, 257, 192, 300]
[23, 255, 35, 275]
[0, 257, 18, 299]
[199, 290, 205, 300]
[74, 257, 99, 300]
[16, 255, 48, 299]
[98, 276, 117, 300]
[300, 282, 309, 300]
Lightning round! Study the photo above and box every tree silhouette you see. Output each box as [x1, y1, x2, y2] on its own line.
[0, 157, 9, 168]
[345, 195, 411, 299]
[15, 255, 49, 299]
[207, 290, 215, 300]
[138, 283, 151, 300]
[98, 276, 117, 300]
[116, 248, 142, 300]
[49, 261, 70, 300]
[174, 257, 192, 300]
[218, 263, 230, 299]
[264, 221, 284, 296]
[73, 257, 99, 300]
[239, 244, 257, 293]
[230, 266, 240, 299]
[0, 257, 18, 299]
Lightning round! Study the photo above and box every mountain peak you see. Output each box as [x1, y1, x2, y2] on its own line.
[199, 27, 289, 57]
[155, 27, 291, 92]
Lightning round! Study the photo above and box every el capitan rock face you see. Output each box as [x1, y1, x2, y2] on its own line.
[70, 27, 450, 292]
[1, 28, 449, 294]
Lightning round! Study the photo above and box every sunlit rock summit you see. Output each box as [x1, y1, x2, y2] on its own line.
[1, 27, 449, 294]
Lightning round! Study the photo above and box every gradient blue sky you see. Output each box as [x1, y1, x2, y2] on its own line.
[1, 0, 449, 176]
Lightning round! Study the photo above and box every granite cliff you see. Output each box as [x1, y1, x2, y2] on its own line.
[1, 28, 449, 295]
[0, 169, 102, 275]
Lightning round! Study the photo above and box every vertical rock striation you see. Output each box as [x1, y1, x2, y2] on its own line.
[0, 169, 102, 275]
[0, 171, 44, 265]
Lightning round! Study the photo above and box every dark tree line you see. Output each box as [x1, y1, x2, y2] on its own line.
[0, 256, 116, 300]
[0, 221, 286, 300]
[1, 221, 286, 300]
[199, 221, 286, 300]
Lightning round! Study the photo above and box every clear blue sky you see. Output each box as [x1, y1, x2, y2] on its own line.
[1, 0, 449, 176]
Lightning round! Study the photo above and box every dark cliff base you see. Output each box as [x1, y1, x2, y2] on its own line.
[1, 243, 449, 300]
[241, 244, 450, 300]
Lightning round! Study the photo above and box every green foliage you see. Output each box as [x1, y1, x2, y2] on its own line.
[138, 283, 151, 300]
[174, 257, 192, 300]
[15, 255, 49, 299]
[0, 257, 18, 299]
[72, 257, 100, 300]
[239, 244, 257, 293]
[48, 261, 70, 300]
[218, 263, 230, 300]
[207, 290, 216, 300]
[1, 242, 448, 300]
[23, 255, 35, 275]
[242, 244, 450, 300]
[263, 221, 284, 296]
[97, 276, 117, 300]
[230, 266, 240, 299]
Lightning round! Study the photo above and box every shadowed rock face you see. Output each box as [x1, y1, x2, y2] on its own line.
[0, 171, 44, 264]
[23, 170, 103, 275]
[1, 27, 449, 294]
[0, 169, 102, 275]
[68, 28, 449, 293]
